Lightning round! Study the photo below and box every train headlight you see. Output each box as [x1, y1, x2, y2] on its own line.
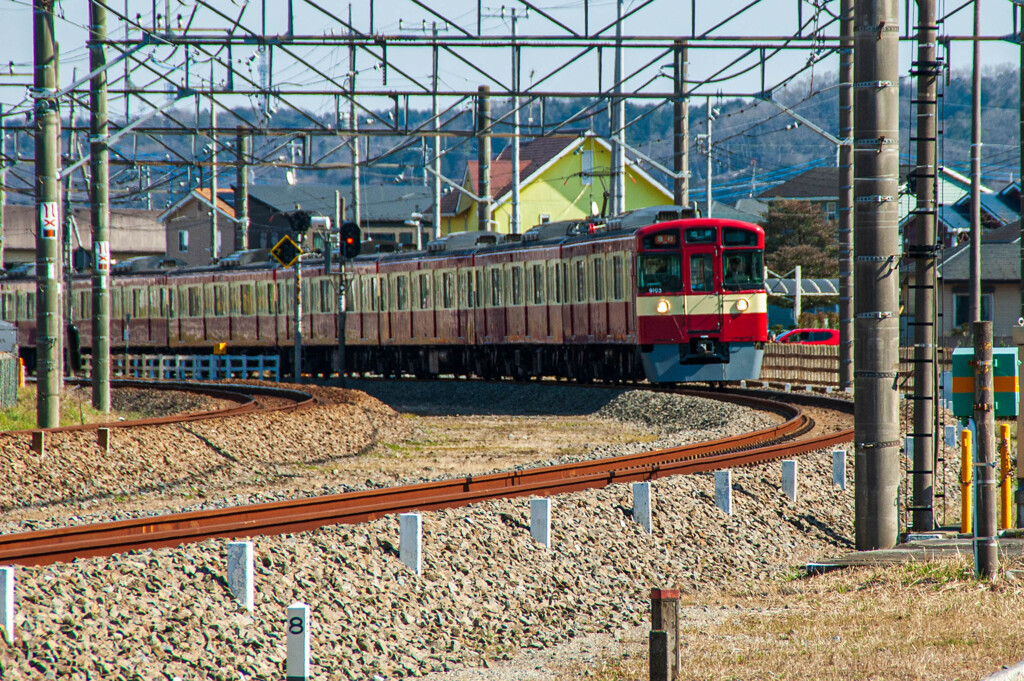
[656, 299, 671, 314]
[736, 298, 750, 312]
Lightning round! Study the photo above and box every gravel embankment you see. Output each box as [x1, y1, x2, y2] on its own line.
[0, 380, 860, 679]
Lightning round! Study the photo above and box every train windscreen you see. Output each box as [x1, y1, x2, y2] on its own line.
[722, 250, 764, 290]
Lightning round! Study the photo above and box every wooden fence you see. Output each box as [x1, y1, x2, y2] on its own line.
[760, 344, 954, 389]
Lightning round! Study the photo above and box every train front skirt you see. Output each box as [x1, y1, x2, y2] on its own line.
[639, 342, 763, 382]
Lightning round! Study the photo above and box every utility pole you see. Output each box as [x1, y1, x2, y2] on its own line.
[477, 85, 492, 232]
[294, 252, 302, 382]
[705, 99, 714, 218]
[349, 10, 361, 228]
[1017, 3, 1024, 528]
[838, 0, 854, 391]
[235, 126, 249, 251]
[0, 104, 6, 270]
[34, 0, 61, 427]
[89, 0, 110, 412]
[909, 0, 939, 532]
[210, 105, 219, 261]
[970, 0, 997, 578]
[672, 39, 689, 208]
[432, 22, 442, 240]
[853, 0, 901, 550]
[511, 10, 522, 234]
[610, 0, 625, 215]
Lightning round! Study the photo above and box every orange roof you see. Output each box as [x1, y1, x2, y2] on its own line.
[194, 187, 236, 219]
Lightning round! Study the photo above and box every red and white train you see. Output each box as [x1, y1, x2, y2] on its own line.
[4, 206, 768, 383]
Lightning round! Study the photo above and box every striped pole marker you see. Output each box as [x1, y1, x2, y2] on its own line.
[286, 602, 310, 681]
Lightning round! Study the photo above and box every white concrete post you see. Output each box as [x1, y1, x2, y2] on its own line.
[226, 541, 254, 611]
[286, 602, 310, 681]
[714, 470, 732, 515]
[782, 460, 798, 502]
[0, 567, 12, 644]
[833, 449, 847, 490]
[945, 424, 957, 449]
[632, 482, 652, 533]
[783, 383, 792, 392]
[400, 513, 422, 575]
[530, 498, 551, 548]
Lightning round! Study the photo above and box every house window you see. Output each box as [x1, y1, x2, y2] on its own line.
[953, 293, 993, 329]
[825, 202, 837, 221]
[539, 214, 551, 224]
[581, 150, 593, 186]
[178, 230, 189, 252]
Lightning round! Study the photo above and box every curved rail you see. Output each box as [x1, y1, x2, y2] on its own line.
[12, 379, 316, 434]
[0, 390, 852, 566]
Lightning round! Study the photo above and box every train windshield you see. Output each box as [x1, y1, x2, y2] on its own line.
[637, 254, 682, 294]
[722, 250, 764, 290]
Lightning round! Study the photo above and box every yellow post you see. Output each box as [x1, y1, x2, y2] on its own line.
[17, 357, 24, 388]
[1000, 423, 1012, 531]
[961, 429, 973, 535]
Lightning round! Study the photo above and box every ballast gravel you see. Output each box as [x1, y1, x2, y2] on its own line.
[0, 380, 857, 680]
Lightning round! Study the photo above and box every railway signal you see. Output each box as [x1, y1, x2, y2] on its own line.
[341, 222, 361, 259]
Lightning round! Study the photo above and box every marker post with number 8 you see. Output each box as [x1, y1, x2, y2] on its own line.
[287, 602, 310, 681]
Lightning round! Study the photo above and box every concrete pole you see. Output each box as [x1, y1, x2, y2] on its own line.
[611, 0, 625, 215]
[794, 265, 802, 324]
[210, 106, 218, 261]
[88, 0, 110, 413]
[34, 0, 61, 428]
[0, 104, 6, 270]
[1017, 7, 1024, 528]
[293, 253, 302, 382]
[511, 15, 521, 235]
[910, 0, 939, 532]
[477, 85, 492, 232]
[432, 23, 441, 240]
[969, 1, 982, 325]
[974, 321, 998, 577]
[853, 0, 901, 550]
[672, 40, 689, 208]
[706, 98, 713, 219]
[349, 19, 361, 228]
[838, 0, 854, 390]
[235, 127, 249, 251]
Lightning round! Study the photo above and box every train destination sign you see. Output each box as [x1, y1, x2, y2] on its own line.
[270, 235, 303, 268]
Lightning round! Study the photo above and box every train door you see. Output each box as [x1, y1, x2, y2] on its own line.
[684, 246, 721, 333]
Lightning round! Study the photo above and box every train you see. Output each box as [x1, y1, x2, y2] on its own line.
[3, 205, 768, 384]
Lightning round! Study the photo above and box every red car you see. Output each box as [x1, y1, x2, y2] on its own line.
[777, 328, 839, 345]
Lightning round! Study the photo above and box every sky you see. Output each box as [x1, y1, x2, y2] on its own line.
[0, 0, 1021, 118]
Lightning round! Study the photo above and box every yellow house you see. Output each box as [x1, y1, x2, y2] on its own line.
[439, 135, 674, 235]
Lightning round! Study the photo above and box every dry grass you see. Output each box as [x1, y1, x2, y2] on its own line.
[558, 557, 1024, 680]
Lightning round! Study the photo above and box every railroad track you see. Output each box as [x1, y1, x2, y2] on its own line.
[16, 379, 316, 434]
[0, 387, 853, 566]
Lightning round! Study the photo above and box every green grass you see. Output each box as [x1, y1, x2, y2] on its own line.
[0, 385, 129, 431]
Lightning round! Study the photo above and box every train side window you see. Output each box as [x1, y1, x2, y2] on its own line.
[230, 284, 241, 315]
[592, 257, 605, 302]
[318, 280, 332, 313]
[575, 260, 586, 303]
[346, 276, 358, 313]
[560, 263, 569, 304]
[612, 254, 624, 300]
[241, 283, 256, 315]
[474, 269, 482, 308]
[111, 289, 121, 319]
[442, 272, 454, 309]
[532, 264, 545, 305]
[379, 276, 390, 311]
[511, 265, 523, 305]
[308, 278, 321, 313]
[3, 293, 14, 321]
[164, 287, 175, 319]
[457, 272, 467, 308]
[417, 272, 431, 310]
[489, 268, 502, 307]
[396, 275, 409, 311]
[215, 284, 228, 317]
[278, 281, 291, 315]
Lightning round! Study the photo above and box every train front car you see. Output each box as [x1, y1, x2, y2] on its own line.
[634, 219, 767, 383]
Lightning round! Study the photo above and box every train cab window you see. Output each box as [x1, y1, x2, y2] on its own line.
[688, 254, 714, 293]
[723, 227, 759, 247]
[642, 229, 680, 249]
[638, 254, 682, 294]
[684, 227, 716, 244]
[592, 258, 605, 302]
[611, 255, 624, 300]
[722, 250, 764, 290]
[511, 266, 523, 306]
